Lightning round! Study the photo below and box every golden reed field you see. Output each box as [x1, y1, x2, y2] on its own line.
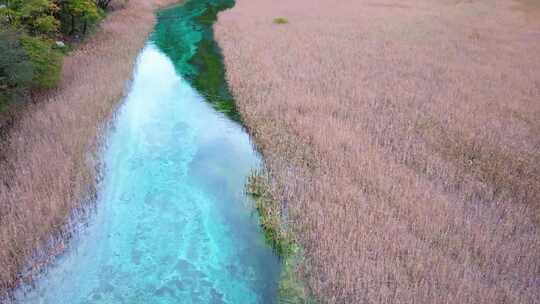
[216, 0, 540, 302]
[0, 0, 179, 298]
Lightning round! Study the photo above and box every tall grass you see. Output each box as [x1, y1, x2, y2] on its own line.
[0, 0, 179, 299]
[216, 0, 540, 302]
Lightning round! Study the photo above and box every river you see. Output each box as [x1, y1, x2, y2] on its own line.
[14, 1, 280, 303]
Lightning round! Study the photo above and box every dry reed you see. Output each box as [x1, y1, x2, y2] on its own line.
[216, 0, 540, 302]
[0, 0, 179, 299]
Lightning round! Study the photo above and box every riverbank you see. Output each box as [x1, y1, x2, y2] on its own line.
[0, 0, 179, 298]
[216, 0, 540, 303]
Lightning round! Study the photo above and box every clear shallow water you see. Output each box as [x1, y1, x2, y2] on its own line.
[15, 26, 280, 304]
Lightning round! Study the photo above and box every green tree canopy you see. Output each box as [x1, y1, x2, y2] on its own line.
[2, 0, 60, 35]
[20, 35, 62, 89]
[63, 0, 101, 35]
[0, 0, 108, 111]
[0, 27, 33, 109]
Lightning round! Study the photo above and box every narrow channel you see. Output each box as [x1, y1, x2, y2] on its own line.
[14, 1, 281, 303]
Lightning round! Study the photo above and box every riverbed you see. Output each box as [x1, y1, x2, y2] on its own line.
[14, 1, 280, 303]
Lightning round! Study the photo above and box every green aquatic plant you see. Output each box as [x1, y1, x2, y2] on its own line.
[246, 171, 313, 303]
[279, 252, 313, 304]
[153, 0, 240, 121]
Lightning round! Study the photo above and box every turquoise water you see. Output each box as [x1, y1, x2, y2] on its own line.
[14, 3, 280, 304]
[154, 0, 239, 119]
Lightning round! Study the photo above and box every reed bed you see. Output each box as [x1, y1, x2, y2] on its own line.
[216, 0, 540, 302]
[0, 0, 179, 298]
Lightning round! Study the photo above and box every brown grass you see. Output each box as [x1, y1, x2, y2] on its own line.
[0, 0, 179, 299]
[215, 0, 540, 302]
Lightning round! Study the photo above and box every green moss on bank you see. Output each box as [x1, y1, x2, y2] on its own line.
[247, 171, 312, 303]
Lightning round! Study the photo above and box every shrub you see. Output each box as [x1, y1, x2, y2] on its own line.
[0, 27, 33, 110]
[95, 0, 128, 10]
[273, 17, 288, 24]
[31, 14, 60, 34]
[60, 0, 102, 36]
[5, 0, 60, 35]
[20, 35, 62, 89]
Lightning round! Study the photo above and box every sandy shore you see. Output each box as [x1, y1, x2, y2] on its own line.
[0, 0, 179, 298]
[216, 0, 540, 302]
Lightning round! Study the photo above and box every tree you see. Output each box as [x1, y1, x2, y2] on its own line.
[2, 0, 60, 36]
[95, 0, 112, 10]
[0, 27, 33, 110]
[0, 0, 106, 109]
[63, 0, 101, 36]
[20, 35, 62, 89]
